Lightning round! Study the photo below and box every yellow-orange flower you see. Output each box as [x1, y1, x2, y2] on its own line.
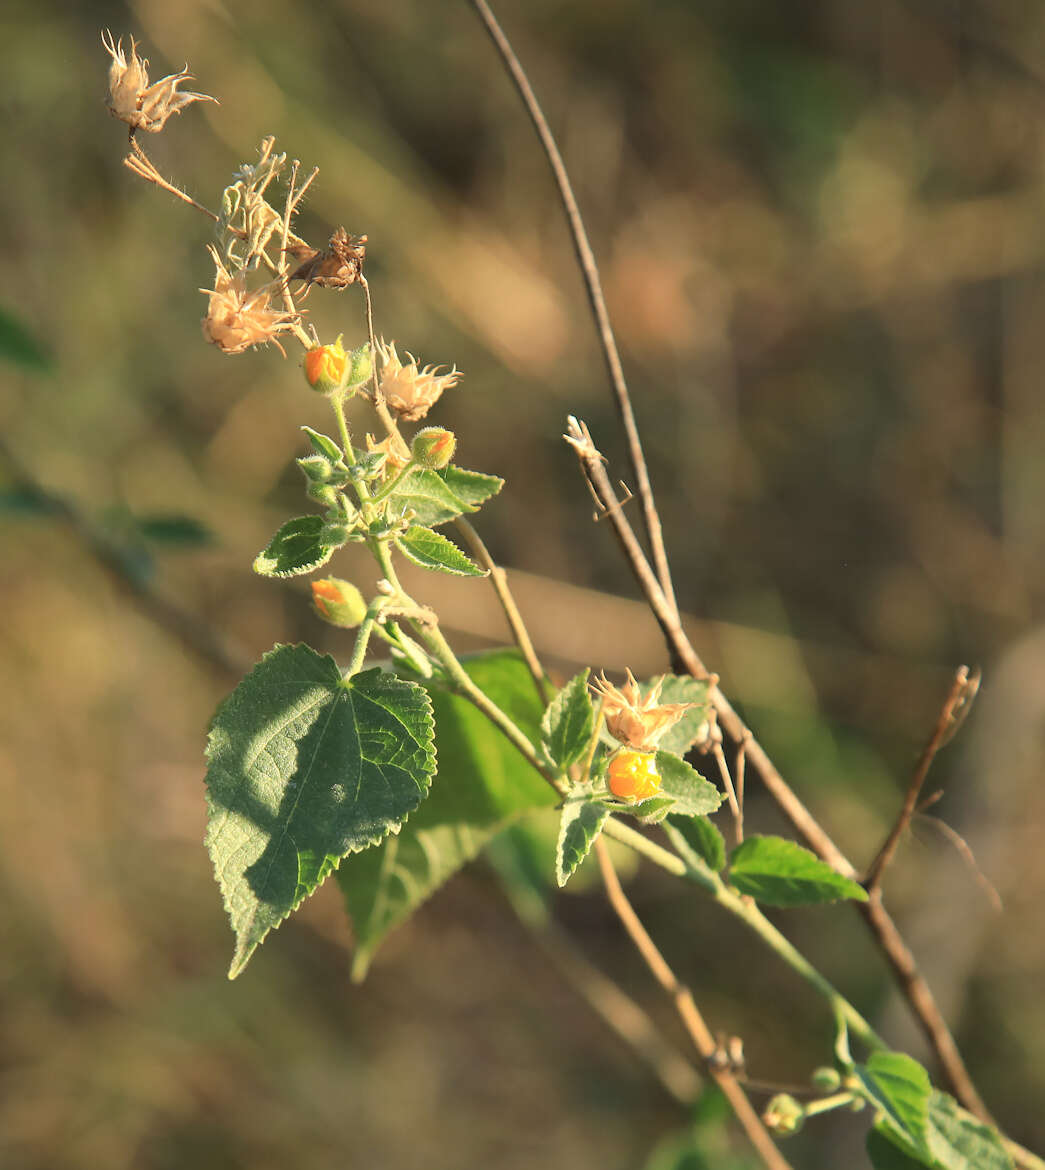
[590, 669, 696, 752]
[201, 246, 298, 356]
[102, 30, 216, 134]
[304, 336, 349, 393]
[375, 339, 460, 421]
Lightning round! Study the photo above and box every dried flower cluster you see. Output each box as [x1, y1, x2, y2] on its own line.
[102, 30, 215, 133]
[591, 670, 695, 752]
[375, 339, 461, 421]
[289, 228, 368, 292]
[200, 246, 298, 356]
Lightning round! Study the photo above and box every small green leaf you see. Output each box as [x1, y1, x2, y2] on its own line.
[386, 466, 503, 527]
[665, 813, 726, 872]
[339, 650, 556, 978]
[0, 306, 51, 371]
[925, 1091, 1013, 1170]
[541, 669, 594, 771]
[556, 791, 610, 887]
[205, 646, 436, 978]
[728, 835, 869, 907]
[397, 525, 485, 576]
[301, 426, 343, 461]
[439, 466, 504, 511]
[0, 485, 61, 515]
[854, 1052, 932, 1157]
[640, 675, 712, 755]
[655, 751, 723, 817]
[253, 515, 335, 578]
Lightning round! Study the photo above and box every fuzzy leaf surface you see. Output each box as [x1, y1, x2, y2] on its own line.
[728, 835, 869, 906]
[925, 1091, 1013, 1170]
[439, 466, 503, 511]
[397, 525, 485, 576]
[556, 790, 610, 887]
[205, 646, 435, 978]
[541, 669, 594, 771]
[665, 812, 726, 872]
[655, 751, 723, 817]
[253, 515, 335, 578]
[338, 650, 555, 978]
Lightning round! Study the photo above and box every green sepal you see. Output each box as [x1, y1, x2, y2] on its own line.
[253, 515, 336, 578]
[300, 426, 343, 462]
[556, 789, 610, 887]
[728, 835, 869, 907]
[204, 645, 436, 978]
[396, 525, 486, 576]
[541, 669, 594, 772]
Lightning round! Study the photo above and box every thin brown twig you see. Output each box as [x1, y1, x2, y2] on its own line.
[735, 733, 749, 844]
[468, 0, 678, 619]
[125, 136, 219, 221]
[564, 416, 993, 1120]
[453, 517, 552, 706]
[914, 815, 1003, 914]
[864, 666, 981, 895]
[594, 839, 793, 1170]
[712, 741, 742, 843]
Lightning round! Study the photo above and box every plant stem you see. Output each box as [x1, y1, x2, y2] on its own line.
[344, 598, 388, 678]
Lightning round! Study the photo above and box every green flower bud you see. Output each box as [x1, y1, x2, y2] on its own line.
[306, 481, 339, 508]
[311, 578, 368, 628]
[763, 1095, 805, 1136]
[346, 343, 373, 387]
[811, 1067, 842, 1092]
[319, 520, 353, 546]
[297, 454, 336, 483]
[410, 426, 456, 470]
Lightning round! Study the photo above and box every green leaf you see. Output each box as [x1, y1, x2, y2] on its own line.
[641, 675, 713, 755]
[0, 485, 61, 515]
[556, 790, 610, 887]
[541, 669, 594, 771]
[397, 525, 485, 576]
[665, 813, 726, 872]
[925, 1091, 1013, 1170]
[439, 466, 503, 511]
[205, 646, 436, 978]
[338, 650, 556, 978]
[655, 751, 723, 817]
[0, 305, 51, 371]
[854, 1052, 932, 1157]
[728, 835, 869, 907]
[386, 466, 503, 528]
[301, 426, 343, 461]
[253, 515, 335, 578]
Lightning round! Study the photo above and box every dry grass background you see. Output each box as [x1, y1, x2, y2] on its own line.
[3, 0, 1045, 1166]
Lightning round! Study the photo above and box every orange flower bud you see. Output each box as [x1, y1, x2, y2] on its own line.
[607, 750, 661, 801]
[304, 335, 350, 393]
[311, 577, 367, 628]
[411, 426, 456, 470]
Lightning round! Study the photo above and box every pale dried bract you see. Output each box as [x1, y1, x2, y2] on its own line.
[591, 669, 696, 752]
[102, 30, 216, 134]
[200, 246, 298, 356]
[375, 339, 461, 422]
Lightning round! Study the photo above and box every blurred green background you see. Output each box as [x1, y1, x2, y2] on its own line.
[3, 0, 1045, 1166]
